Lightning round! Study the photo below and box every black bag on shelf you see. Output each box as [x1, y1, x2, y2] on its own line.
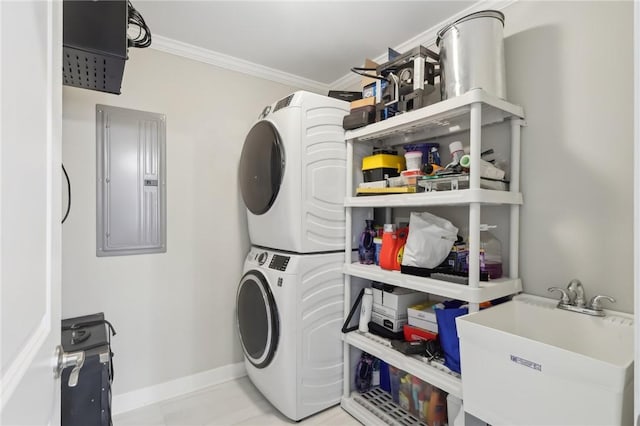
[61, 313, 116, 426]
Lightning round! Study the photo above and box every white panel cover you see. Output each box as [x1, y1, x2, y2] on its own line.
[96, 105, 166, 256]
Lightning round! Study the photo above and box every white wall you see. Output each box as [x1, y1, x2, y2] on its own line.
[62, 48, 297, 395]
[502, 1, 634, 311]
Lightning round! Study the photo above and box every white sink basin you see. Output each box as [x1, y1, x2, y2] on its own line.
[456, 294, 634, 425]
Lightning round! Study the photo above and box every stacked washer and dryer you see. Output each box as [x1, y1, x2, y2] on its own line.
[236, 91, 352, 421]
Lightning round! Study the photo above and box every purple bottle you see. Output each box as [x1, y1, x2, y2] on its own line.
[358, 220, 376, 264]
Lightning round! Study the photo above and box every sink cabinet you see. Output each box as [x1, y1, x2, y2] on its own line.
[340, 89, 526, 424]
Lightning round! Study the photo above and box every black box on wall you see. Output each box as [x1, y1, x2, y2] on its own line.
[63, 0, 128, 94]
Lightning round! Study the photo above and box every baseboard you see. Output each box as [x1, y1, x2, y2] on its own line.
[112, 362, 247, 416]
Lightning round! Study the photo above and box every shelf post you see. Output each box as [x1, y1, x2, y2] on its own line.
[342, 275, 351, 398]
[468, 203, 481, 313]
[343, 138, 354, 398]
[469, 102, 482, 190]
[468, 103, 482, 312]
[509, 118, 523, 279]
[346, 139, 354, 199]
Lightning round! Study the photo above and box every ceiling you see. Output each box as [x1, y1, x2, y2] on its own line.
[134, 1, 475, 86]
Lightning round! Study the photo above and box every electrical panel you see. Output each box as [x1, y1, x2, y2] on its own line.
[96, 105, 166, 256]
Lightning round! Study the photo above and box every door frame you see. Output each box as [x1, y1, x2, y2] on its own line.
[0, 0, 62, 423]
[634, 1, 639, 424]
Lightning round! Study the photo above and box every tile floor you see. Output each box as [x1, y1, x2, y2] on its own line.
[114, 377, 361, 426]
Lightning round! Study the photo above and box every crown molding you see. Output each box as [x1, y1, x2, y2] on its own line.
[329, 0, 519, 90]
[150, 35, 330, 94]
[149, 0, 518, 94]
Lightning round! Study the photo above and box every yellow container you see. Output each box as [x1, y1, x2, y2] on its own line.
[362, 153, 405, 172]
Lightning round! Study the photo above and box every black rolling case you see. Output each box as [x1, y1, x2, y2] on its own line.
[61, 313, 116, 426]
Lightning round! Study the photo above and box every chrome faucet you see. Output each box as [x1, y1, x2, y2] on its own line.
[567, 278, 586, 308]
[548, 279, 615, 317]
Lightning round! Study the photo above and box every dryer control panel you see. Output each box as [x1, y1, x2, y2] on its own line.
[269, 255, 290, 271]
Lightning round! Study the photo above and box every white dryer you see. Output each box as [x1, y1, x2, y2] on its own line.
[239, 91, 350, 254]
[236, 247, 344, 421]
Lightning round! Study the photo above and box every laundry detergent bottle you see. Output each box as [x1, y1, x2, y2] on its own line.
[379, 224, 409, 271]
[379, 224, 397, 270]
[358, 220, 376, 264]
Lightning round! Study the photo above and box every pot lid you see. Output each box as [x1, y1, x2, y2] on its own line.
[436, 10, 505, 47]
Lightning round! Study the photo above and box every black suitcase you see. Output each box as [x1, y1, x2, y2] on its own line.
[61, 313, 116, 426]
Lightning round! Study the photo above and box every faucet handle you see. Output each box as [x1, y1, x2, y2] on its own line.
[588, 294, 616, 311]
[548, 287, 571, 304]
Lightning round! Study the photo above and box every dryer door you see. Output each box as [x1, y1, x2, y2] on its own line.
[239, 121, 284, 215]
[236, 270, 279, 368]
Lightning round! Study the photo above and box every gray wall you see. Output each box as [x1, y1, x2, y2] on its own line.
[504, 1, 633, 311]
[62, 48, 297, 395]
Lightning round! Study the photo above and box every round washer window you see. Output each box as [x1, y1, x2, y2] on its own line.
[238, 121, 284, 215]
[236, 270, 279, 368]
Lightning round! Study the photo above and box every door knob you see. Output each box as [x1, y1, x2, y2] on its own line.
[54, 345, 85, 387]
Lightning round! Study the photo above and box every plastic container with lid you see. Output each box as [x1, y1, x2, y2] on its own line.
[479, 225, 503, 279]
[362, 149, 405, 182]
[461, 224, 503, 279]
[403, 142, 440, 166]
[448, 141, 465, 165]
[400, 169, 425, 186]
[404, 151, 423, 171]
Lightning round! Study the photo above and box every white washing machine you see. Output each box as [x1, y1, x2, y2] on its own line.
[238, 91, 352, 254]
[236, 247, 344, 421]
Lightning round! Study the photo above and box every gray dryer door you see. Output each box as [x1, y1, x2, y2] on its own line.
[236, 270, 279, 368]
[238, 121, 284, 215]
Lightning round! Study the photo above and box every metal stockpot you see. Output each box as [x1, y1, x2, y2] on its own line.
[436, 10, 507, 100]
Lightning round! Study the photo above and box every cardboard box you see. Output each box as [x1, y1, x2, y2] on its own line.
[362, 83, 376, 99]
[371, 311, 407, 333]
[403, 324, 437, 342]
[372, 288, 427, 313]
[372, 287, 383, 305]
[407, 301, 439, 332]
[373, 303, 407, 320]
[408, 301, 438, 322]
[408, 317, 438, 333]
[350, 97, 376, 110]
[360, 58, 379, 89]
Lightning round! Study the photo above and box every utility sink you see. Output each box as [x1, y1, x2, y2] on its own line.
[456, 294, 634, 426]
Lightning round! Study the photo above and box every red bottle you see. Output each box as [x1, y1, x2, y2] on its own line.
[379, 225, 409, 271]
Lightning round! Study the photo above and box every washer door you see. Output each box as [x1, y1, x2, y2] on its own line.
[236, 270, 279, 368]
[239, 121, 284, 215]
